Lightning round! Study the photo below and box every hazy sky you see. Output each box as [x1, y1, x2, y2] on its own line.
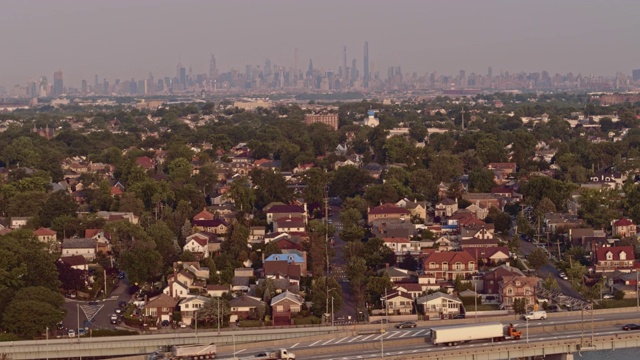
[2, 0, 639, 88]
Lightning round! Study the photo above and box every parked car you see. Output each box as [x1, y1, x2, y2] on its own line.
[110, 314, 118, 324]
[395, 321, 417, 329]
[623, 324, 640, 331]
[603, 294, 614, 299]
[118, 300, 127, 308]
[118, 272, 125, 279]
[68, 329, 75, 338]
[115, 308, 123, 314]
[453, 314, 466, 319]
[161, 320, 170, 327]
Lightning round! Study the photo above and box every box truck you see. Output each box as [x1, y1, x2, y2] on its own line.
[430, 322, 521, 346]
[169, 344, 217, 359]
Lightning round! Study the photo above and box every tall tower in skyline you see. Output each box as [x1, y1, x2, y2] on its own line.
[342, 45, 348, 81]
[53, 70, 63, 96]
[209, 54, 217, 79]
[363, 41, 369, 88]
[294, 47, 299, 81]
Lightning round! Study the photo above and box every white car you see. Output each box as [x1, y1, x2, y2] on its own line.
[68, 329, 75, 338]
[603, 294, 614, 299]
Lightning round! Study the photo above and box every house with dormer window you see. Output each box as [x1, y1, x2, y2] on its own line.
[594, 246, 636, 273]
[422, 251, 476, 281]
[611, 218, 637, 238]
[499, 276, 538, 310]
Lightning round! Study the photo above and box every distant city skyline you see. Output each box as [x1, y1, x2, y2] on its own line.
[2, 0, 640, 88]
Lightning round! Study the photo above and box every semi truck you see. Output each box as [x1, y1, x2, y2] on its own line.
[239, 349, 295, 360]
[169, 344, 217, 359]
[429, 322, 521, 346]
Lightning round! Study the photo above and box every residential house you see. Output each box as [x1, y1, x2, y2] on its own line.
[59, 255, 89, 271]
[382, 237, 411, 255]
[135, 156, 155, 171]
[434, 198, 458, 218]
[382, 291, 414, 315]
[193, 207, 215, 221]
[394, 283, 425, 299]
[33, 227, 57, 243]
[206, 285, 230, 298]
[464, 246, 510, 265]
[264, 250, 307, 277]
[486, 162, 517, 183]
[396, 198, 428, 221]
[499, 276, 538, 310]
[608, 271, 639, 299]
[229, 295, 265, 322]
[96, 211, 139, 224]
[144, 293, 178, 323]
[612, 218, 637, 238]
[265, 204, 307, 225]
[273, 217, 306, 233]
[61, 238, 97, 261]
[544, 213, 582, 233]
[483, 264, 525, 295]
[594, 246, 636, 273]
[377, 266, 414, 283]
[232, 268, 254, 292]
[183, 234, 210, 259]
[367, 203, 411, 223]
[178, 295, 209, 325]
[178, 262, 211, 281]
[462, 193, 503, 211]
[271, 290, 305, 326]
[250, 226, 266, 244]
[422, 251, 477, 281]
[10, 217, 30, 229]
[416, 292, 463, 318]
[569, 228, 606, 247]
[193, 219, 229, 235]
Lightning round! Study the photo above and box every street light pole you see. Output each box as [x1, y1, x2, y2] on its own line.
[474, 281, 477, 321]
[636, 271, 639, 310]
[526, 319, 529, 344]
[195, 311, 198, 343]
[331, 296, 334, 328]
[217, 297, 221, 335]
[45, 326, 49, 360]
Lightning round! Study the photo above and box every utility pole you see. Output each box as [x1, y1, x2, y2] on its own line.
[217, 297, 221, 335]
[331, 296, 334, 327]
[103, 269, 108, 300]
[45, 326, 49, 360]
[195, 311, 198, 342]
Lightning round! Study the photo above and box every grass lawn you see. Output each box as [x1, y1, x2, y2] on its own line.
[595, 299, 638, 309]
[466, 304, 501, 311]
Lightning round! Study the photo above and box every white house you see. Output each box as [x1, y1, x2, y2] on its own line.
[183, 234, 210, 259]
[179, 296, 210, 325]
[61, 238, 97, 261]
[163, 281, 190, 299]
[416, 292, 463, 317]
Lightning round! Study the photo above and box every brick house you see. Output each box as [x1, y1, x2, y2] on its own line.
[229, 295, 265, 322]
[271, 290, 305, 326]
[483, 264, 525, 295]
[367, 203, 411, 223]
[422, 251, 477, 280]
[594, 246, 636, 273]
[144, 293, 178, 324]
[499, 276, 538, 310]
[611, 218, 637, 238]
[265, 204, 307, 225]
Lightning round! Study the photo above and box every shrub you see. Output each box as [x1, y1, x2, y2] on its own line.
[293, 316, 321, 325]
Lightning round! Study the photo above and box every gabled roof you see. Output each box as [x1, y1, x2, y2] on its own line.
[368, 203, 411, 215]
[33, 227, 56, 236]
[59, 255, 87, 267]
[135, 156, 155, 170]
[423, 251, 475, 264]
[275, 217, 306, 228]
[464, 246, 509, 259]
[614, 217, 634, 227]
[146, 293, 178, 308]
[596, 246, 635, 262]
[438, 198, 457, 206]
[62, 238, 97, 249]
[193, 207, 215, 221]
[270, 290, 304, 306]
[267, 205, 305, 214]
[501, 275, 538, 289]
[178, 295, 210, 306]
[193, 219, 228, 228]
[186, 235, 208, 248]
[265, 253, 305, 263]
[229, 295, 264, 308]
[416, 292, 461, 304]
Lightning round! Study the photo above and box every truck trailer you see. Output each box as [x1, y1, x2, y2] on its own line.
[169, 344, 217, 359]
[430, 322, 521, 346]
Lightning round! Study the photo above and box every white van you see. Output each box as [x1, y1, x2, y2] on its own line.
[523, 310, 547, 320]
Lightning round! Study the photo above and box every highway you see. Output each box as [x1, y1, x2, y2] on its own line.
[214, 310, 640, 359]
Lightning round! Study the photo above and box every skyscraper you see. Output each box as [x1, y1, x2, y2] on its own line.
[343, 45, 348, 81]
[363, 41, 369, 88]
[53, 70, 63, 96]
[209, 54, 217, 79]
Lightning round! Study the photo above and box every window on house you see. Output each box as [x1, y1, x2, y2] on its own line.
[442, 262, 448, 271]
[507, 288, 513, 295]
[276, 305, 283, 312]
[606, 252, 613, 260]
[468, 262, 475, 271]
[620, 252, 627, 261]
[430, 262, 437, 269]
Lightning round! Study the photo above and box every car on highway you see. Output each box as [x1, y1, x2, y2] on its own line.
[453, 314, 466, 319]
[623, 324, 640, 331]
[68, 329, 75, 338]
[395, 321, 417, 329]
[371, 319, 389, 324]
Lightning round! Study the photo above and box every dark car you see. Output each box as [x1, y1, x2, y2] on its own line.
[118, 300, 127, 308]
[453, 314, 466, 319]
[161, 320, 170, 327]
[118, 272, 125, 279]
[395, 321, 417, 329]
[623, 324, 640, 331]
[371, 319, 389, 324]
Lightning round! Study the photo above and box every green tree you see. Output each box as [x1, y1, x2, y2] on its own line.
[310, 277, 343, 318]
[527, 248, 549, 270]
[39, 191, 78, 228]
[329, 166, 373, 200]
[118, 240, 163, 284]
[2, 300, 65, 338]
[228, 176, 255, 214]
[468, 168, 496, 193]
[199, 297, 231, 324]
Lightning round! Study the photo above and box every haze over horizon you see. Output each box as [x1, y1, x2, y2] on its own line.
[2, 0, 639, 88]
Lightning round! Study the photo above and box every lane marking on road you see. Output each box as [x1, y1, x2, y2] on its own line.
[290, 343, 299, 348]
[385, 331, 399, 339]
[348, 335, 362, 343]
[235, 349, 246, 354]
[373, 333, 385, 340]
[413, 329, 426, 336]
[412, 350, 418, 353]
[322, 338, 335, 345]
[397, 351, 404, 354]
[360, 334, 375, 341]
[399, 331, 412, 338]
[335, 337, 349, 344]
[309, 340, 323, 346]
